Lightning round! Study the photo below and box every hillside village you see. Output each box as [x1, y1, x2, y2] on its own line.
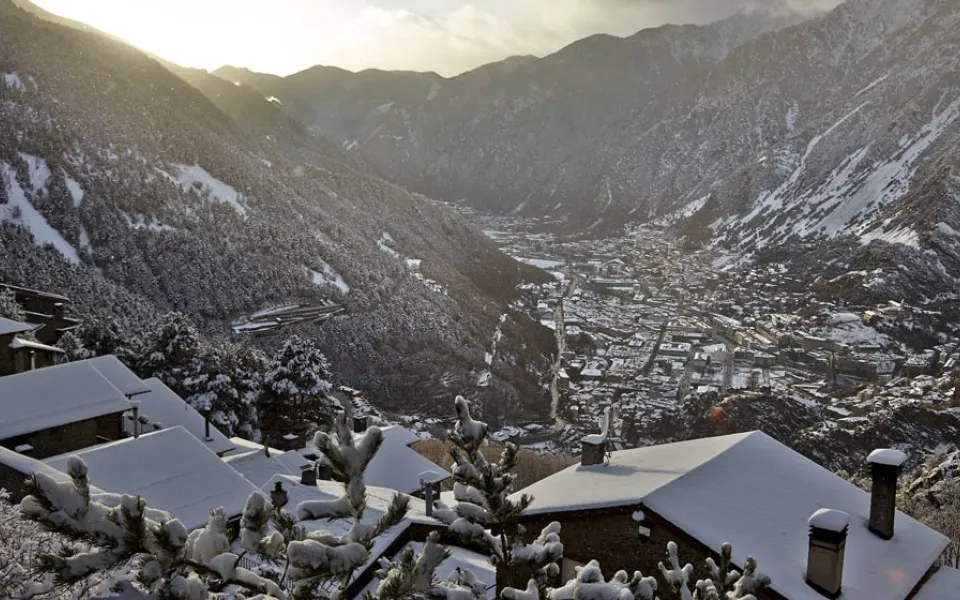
[0, 281, 959, 600]
[467, 213, 960, 465]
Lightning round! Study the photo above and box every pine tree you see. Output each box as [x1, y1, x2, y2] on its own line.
[433, 396, 563, 595]
[139, 312, 206, 399]
[55, 328, 90, 363]
[0, 288, 25, 322]
[261, 336, 336, 443]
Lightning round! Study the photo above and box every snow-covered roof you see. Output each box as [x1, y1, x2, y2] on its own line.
[8, 337, 64, 352]
[914, 567, 960, 600]
[516, 431, 948, 600]
[224, 447, 307, 488]
[0, 361, 132, 440]
[45, 427, 258, 530]
[308, 425, 448, 495]
[126, 378, 235, 455]
[0, 316, 40, 336]
[87, 355, 151, 397]
[515, 432, 751, 515]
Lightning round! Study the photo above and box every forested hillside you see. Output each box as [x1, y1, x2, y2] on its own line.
[0, 0, 554, 418]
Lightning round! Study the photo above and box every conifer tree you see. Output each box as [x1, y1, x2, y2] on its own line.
[0, 287, 25, 322]
[434, 396, 563, 595]
[261, 335, 336, 442]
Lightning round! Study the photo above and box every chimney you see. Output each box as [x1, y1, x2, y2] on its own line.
[53, 302, 65, 320]
[806, 509, 849, 599]
[300, 463, 317, 486]
[317, 461, 332, 480]
[204, 417, 212, 442]
[581, 434, 606, 466]
[130, 400, 141, 439]
[353, 414, 369, 433]
[867, 448, 907, 539]
[270, 481, 288, 509]
[263, 436, 271, 458]
[419, 470, 442, 518]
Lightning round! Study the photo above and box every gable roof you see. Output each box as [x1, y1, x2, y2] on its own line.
[45, 426, 257, 530]
[309, 425, 448, 495]
[513, 432, 948, 600]
[914, 567, 960, 600]
[0, 361, 132, 440]
[126, 378, 234, 455]
[224, 447, 306, 487]
[0, 316, 39, 336]
[87, 355, 151, 397]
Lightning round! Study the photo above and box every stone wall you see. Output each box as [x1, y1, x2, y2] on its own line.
[0, 413, 124, 459]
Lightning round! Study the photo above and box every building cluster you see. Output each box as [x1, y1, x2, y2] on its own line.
[475, 217, 960, 452]
[0, 283, 957, 599]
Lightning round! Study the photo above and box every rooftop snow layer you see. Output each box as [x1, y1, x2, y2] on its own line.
[515, 432, 752, 514]
[513, 431, 947, 600]
[224, 448, 307, 488]
[0, 316, 40, 336]
[86, 355, 151, 397]
[126, 378, 235, 455]
[867, 448, 908, 467]
[9, 337, 64, 353]
[310, 425, 448, 495]
[913, 567, 960, 600]
[808, 508, 850, 532]
[46, 427, 257, 530]
[0, 361, 132, 440]
[641, 432, 945, 600]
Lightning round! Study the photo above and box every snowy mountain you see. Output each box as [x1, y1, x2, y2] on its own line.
[0, 0, 554, 415]
[221, 0, 960, 301]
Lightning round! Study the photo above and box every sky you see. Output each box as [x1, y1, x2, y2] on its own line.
[32, 0, 843, 77]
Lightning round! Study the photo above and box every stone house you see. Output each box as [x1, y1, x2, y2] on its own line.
[0, 316, 63, 376]
[510, 432, 952, 600]
[0, 283, 79, 345]
[0, 356, 149, 458]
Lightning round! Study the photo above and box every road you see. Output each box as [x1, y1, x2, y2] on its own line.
[550, 274, 578, 423]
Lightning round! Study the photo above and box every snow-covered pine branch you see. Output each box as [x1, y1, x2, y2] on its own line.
[287, 406, 410, 598]
[438, 396, 562, 593]
[19, 457, 284, 600]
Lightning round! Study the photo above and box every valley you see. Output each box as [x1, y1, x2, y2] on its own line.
[448, 210, 960, 474]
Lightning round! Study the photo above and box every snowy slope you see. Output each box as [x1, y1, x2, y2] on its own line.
[1, 162, 80, 264]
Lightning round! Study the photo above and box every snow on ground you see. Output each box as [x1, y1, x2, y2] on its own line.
[813, 316, 891, 348]
[1, 163, 80, 264]
[2, 72, 25, 91]
[64, 172, 84, 206]
[936, 222, 958, 237]
[174, 164, 248, 216]
[859, 224, 920, 248]
[518, 257, 564, 269]
[378, 232, 400, 257]
[307, 258, 350, 294]
[20, 153, 51, 192]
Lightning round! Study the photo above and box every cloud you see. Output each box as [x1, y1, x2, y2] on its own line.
[32, 0, 846, 77]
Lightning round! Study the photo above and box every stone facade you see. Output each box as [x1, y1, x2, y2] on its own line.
[0, 412, 124, 459]
[518, 505, 788, 600]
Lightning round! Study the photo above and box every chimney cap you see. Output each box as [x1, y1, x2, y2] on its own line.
[867, 449, 907, 467]
[419, 470, 445, 484]
[808, 509, 850, 533]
